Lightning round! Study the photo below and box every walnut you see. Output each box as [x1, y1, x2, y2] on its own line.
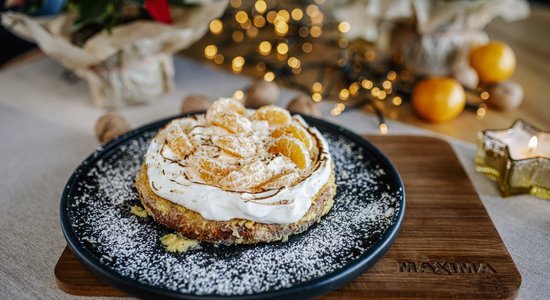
[245, 80, 280, 108]
[181, 94, 212, 114]
[486, 81, 524, 111]
[95, 112, 130, 144]
[287, 95, 322, 118]
[451, 64, 479, 90]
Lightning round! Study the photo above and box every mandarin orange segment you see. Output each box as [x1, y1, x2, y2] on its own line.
[219, 160, 272, 191]
[213, 135, 256, 158]
[271, 123, 313, 150]
[192, 156, 233, 184]
[206, 98, 246, 121]
[211, 113, 252, 133]
[260, 170, 300, 189]
[268, 136, 310, 169]
[166, 127, 195, 159]
[251, 105, 291, 126]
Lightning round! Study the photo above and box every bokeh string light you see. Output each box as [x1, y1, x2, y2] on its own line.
[199, 0, 489, 134]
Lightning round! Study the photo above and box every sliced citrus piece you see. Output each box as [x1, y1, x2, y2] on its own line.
[166, 126, 195, 159]
[219, 160, 272, 191]
[211, 113, 252, 133]
[191, 156, 233, 184]
[260, 170, 300, 189]
[251, 105, 291, 126]
[206, 98, 246, 122]
[269, 136, 310, 169]
[213, 135, 257, 158]
[271, 123, 314, 150]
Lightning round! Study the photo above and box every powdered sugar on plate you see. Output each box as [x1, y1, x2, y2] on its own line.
[64, 125, 403, 297]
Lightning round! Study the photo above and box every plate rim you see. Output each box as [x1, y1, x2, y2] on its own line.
[60, 113, 406, 299]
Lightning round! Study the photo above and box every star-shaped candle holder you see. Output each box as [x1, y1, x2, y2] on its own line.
[475, 120, 550, 200]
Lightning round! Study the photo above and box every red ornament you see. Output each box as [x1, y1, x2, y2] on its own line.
[144, 0, 172, 24]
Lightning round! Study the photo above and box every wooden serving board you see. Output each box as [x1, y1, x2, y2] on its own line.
[55, 135, 521, 299]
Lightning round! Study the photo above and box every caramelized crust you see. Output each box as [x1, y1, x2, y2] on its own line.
[135, 164, 336, 245]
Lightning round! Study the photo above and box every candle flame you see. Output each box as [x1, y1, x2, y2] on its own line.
[528, 136, 538, 152]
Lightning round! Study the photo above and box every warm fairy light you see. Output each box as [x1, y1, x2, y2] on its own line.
[476, 107, 487, 118]
[263, 71, 275, 82]
[382, 80, 392, 90]
[298, 27, 309, 38]
[214, 54, 224, 64]
[371, 87, 380, 97]
[240, 19, 252, 29]
[235, 11, 249, 24]
[266, 10, 277, 23]
[338, 21, 351, 33]
[301, 42, 313, 53]
[392, 96, 402, 106]
[312, 82, 323, 93]
[528, 136, 538, 153]
[378, 91, 387, 100]
[254, 0, 267, 13]
[338, 38, 349, 48]
[232, 31, 244, 42]
[291, 67, 302, 75]
[361, 79, 373, 89]
[246, 26, 258, 37]
[310, 12, 324, 25]
[387, 71, 397, 81]
[258, 41, 272, 56]
[232, 56, 245, 67]
[312, 92, 322, 102]
[291, 8, 303, 21]
[233, 89, 244, 100]
[310, 26, 322, 38]
[204, 45, 217, 59]
[349, 82, 359, 95]
[288, 57, 301, 69]
[253, 15, 266, 28]
[480, 91, 490, 100]
[209, 19, 223, 35]
[276, 42, 289, 55]
[337, 58, 347, 67]
[365, 50, 376, 61]
[339, 88, 350, 100]
[277, 10, 290, 22]
[230, 0, 241, 8]
[232, 56, 245, 72]
[379, 123, 388, 134]
[306, 4, 319, 17]
[330, 103, 346, 116]
[314, 0, 325, 4]
[275, 21, 289, 36]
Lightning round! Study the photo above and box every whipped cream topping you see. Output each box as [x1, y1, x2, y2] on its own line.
[145, 111, 332, 224]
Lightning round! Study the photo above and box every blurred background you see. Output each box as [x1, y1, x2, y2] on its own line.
[1, 0, 548, 141]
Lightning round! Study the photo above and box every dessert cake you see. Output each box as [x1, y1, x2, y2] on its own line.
[135, 98, 335, 244]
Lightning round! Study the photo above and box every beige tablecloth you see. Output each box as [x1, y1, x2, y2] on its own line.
[0, 57, 548, 299]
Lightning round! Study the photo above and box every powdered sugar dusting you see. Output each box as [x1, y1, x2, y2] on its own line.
[65, 127, 402, 296]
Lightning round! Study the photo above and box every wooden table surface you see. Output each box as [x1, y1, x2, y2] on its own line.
[2, 4, 549, 143]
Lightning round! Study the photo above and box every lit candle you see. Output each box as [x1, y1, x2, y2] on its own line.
[476, 120, 550, 200]
[485, 122, 549, 160]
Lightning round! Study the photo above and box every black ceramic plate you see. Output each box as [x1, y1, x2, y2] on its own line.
[60, 114, 405, 299]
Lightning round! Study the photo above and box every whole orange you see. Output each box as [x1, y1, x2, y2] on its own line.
[412, 77, 466, 123]
[470, 41, 516, 83]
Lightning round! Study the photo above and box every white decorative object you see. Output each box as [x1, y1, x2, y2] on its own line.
[331, 0, 530, 76]
[1, 1, 228, 107]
